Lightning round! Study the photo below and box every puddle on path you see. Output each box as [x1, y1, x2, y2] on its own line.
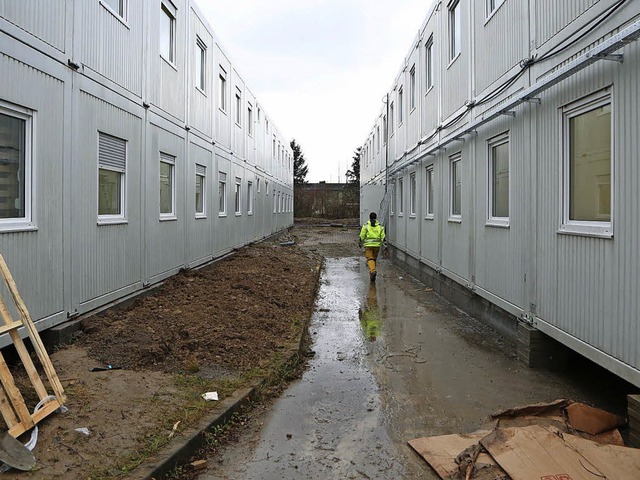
[202, 254, 625, 479]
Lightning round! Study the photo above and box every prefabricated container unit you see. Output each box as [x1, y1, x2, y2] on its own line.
[0, 0, 294, 343]
[360, 0, 640, 387]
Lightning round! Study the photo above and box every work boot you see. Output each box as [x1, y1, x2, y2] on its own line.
[370, 271, 377, 282]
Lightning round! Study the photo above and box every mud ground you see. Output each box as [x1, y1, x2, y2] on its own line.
[2, 229, 326, 479]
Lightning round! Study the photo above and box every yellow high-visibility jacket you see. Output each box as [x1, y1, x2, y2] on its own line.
[359, 220, 386, 247]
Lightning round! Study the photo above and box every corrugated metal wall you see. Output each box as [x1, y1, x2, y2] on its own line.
[0, 0, 293, 339]
[360, 0, 640, 385]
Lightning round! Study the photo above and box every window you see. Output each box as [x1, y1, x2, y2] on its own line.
[265, 181, 269, 195]
[257, 178, 261, 194]
[247, 104, 253, 136]
[450, 154, 462, 219]
[196, 37, 206, 92]
[0, 104, 33, 229]
[219, 67, 227, 112]
[486, 0, 504, 18]
[97, 132, 125, 222]
[159, 152, 175, 218]
[398, 87, 404, 125]
[235, 88, 242, 126]
[195, 164, 206, 217]
[389, 102, 395, 134]
[272, 136, 276, 158]
[383, 115, 387, 144]
[410, 173, 417, 216]
[257, 107, 261, 123]
[377, 126, 381, 152]
[398, 178, 404, 216]
[409, 65, 416, 111]
[449, 0, 461, 61]
[389, 181, 395, 216]
[488, 134, 509, 225]
[426, 166, 434, 218]
[234, 178, 241, 215]
[425, 36, 434, 90]
[160, 1, 176, 64]
[561, 93, 612, 237]
[265, 118, 269, 134]
[273, 189, 277, 213]
[246, 181, 254, 215]
[101, 0, 127, 19]
[218, 172, 227, 215]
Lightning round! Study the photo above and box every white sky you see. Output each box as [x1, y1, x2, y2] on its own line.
[196, 0, 434, 183]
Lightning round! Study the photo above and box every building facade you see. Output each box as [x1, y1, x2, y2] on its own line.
[360, 0, 640, 386]
[0, 0, 293, 342]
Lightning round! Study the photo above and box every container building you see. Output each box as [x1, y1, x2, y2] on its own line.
[0, 0, 293, 343]
[359, 0, 640, 387]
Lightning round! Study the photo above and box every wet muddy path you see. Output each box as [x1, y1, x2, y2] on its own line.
[199, 228, 627, 479]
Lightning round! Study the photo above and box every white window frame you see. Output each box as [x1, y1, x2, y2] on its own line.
[425, 36, 434, 92]
[398, 87, 404, 125]
[390, 181, 395, 216]
[383, 115, 387, 145]
[195, 36, 206, 93]
[218, 172, 227, 217]
[160, 0, 177, 66]
[0, 102, 35, 232]
[159, 152, 176, 221]
[398, 177, 404, 216]
[219, 67, 227, 113]
[485, 0, 505, 22]
[409, 65, 416, 112]
[195, 164, 206, 218]
[448, 0, 461, 64]
[234, 177, 241, 215]
[389, 102, 395, 136]
[257, 178, 261, 194]
[425, 165, 434, 219]
[235, 88, 242, 127]
[97, 131, 126, 225]
[449, 153, 462, 222]
[247, 181, 254, 215]
[273, 189, 278, 213]
[409, 172, 417, 217]
[100, 0, 128, 22]
[559, 91, 613, 238]
[487, 132, 510, 227]
[247, 103, 253, 136]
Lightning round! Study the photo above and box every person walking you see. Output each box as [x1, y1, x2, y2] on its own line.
[359, 212, 387, 282]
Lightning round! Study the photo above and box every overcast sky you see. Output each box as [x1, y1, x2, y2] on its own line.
[196, 0, 434, 183]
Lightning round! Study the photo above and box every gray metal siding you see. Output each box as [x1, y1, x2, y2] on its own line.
[78, 0, 144, 96]
[1, 0, 67, 52]
[189, 11, 213, 139]
[73, 90, 143, 307]
[535, 0, 601, 47]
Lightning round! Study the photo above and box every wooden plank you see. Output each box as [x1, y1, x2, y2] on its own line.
[408, 430, 492, 479]
[0, 321, 22, 336]
[481, 425, 640, 480]
[0, 255, 66, 403]
[0, 375, 18, 429]
[0, 357, 33, 431]
[7, 398, 61, 438]
[8, 330, 48, 400]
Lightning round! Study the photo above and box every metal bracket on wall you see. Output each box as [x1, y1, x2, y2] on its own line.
[520, 313, 536, 326]
[595, 53, 624, 63]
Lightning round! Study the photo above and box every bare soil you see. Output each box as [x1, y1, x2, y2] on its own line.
[3, 231, 324, 479]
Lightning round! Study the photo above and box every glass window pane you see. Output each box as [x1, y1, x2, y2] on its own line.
[160, 6, 173, 61]
[235, 182, 240, 213]
[98, 169, 121, 215]
[427, 169, 433, 215]
[0, 114, 26, 219]
[569, 104, 611, 221]
[492, 142, 509, 218]
[160, 161, 172, 214]
[103, 0, 124, 16]
[452, 160, 461, 215]
[195, 174, 204, 214]
[410, 174, 416, 214]
[218, 181, 225, 213]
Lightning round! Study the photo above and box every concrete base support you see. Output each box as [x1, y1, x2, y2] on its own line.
[517, 321, 568, 369]
[628, 394, 640, 447]
[40, 318, 83, 349]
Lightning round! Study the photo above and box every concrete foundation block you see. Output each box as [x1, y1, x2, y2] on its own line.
[628, 394, 640, 447]
[40, 318, 83, 350]
[517, 322, 568, 369]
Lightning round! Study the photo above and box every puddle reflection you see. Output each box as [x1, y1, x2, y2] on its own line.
[359, 283, 382, 342]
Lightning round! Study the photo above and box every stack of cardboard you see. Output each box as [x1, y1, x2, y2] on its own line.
[409, 399, 639, 480]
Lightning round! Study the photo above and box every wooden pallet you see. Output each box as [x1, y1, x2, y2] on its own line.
[0, 254, 65, 438]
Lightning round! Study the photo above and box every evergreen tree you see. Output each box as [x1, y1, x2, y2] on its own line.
[346, 147, 361, 185]
[291, 139, 309, 185]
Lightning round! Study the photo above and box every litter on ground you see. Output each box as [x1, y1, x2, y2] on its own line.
[409, 399, 640, 480]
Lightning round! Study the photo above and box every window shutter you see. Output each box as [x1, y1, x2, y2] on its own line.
[99, 132, 126, 172]
[196, 164, 206, 176]
[160, 152, 175, 164]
